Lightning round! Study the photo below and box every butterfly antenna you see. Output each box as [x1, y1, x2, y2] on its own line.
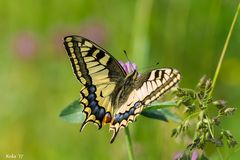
[123, 50, 130, 61]
[123, 50, 135, 71]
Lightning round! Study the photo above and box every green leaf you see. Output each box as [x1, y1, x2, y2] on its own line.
[143, 101, 177, 111]
[59, 100, 85, 123]
[141, 109, 168, 122]
[160, 108, 182, 123]
[141, 101, 181, 123]
[141, 108, 181, 123]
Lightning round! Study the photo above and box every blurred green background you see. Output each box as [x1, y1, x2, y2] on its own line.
[0, 0, 239, 159]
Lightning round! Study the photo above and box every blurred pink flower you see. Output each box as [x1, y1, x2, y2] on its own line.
[52, 20, 107, 55]
[173, 152, 183, 160]
[13, 32, 38, 59]
[77, 20, 107, 45]
[172, 151, 198, 160]
[191, 151, 198, 160]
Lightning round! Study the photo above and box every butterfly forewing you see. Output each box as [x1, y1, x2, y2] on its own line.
[64, 35, 126, 129]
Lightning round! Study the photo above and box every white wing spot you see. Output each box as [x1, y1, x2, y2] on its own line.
[71, 53, 76, 58]
[75, 65, 80, 71]
[68, 42, 73, 47]
[74, 58, 78, 65]
[65, 37, 72, 42]
[70, 48, 74, 53]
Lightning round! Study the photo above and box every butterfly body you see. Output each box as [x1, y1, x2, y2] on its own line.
[64, 35, 181, 143]
[113, 70, 139, 106]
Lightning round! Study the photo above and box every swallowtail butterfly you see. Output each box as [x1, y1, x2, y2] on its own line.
[64, 35, 181, 143]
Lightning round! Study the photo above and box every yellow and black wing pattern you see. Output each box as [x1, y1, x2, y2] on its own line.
[64, 35, 181, 143]
[109, 68, 181, 142]
[64, 35, 126, 130]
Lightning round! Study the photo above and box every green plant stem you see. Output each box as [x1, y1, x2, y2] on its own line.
[125, 127, 134, 160]
[209, 3, 240, 160]
[125, 1, 153, 159]
[183, 111, 201, 122]
[209, 2, 240, 97]
[217, 148, 224, 160]
[206, 115, 214, 138]
[131, 0, 153, 67]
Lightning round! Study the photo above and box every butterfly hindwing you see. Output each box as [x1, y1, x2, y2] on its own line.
[109, 68, 180, 142]
[64, 36, 126, 129]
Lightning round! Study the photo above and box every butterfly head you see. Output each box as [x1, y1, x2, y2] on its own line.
[125, 70, 139, 85]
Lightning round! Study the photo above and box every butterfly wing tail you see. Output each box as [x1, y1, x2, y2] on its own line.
[110, 125, 120, 143]
[109, 103, 143, 143]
